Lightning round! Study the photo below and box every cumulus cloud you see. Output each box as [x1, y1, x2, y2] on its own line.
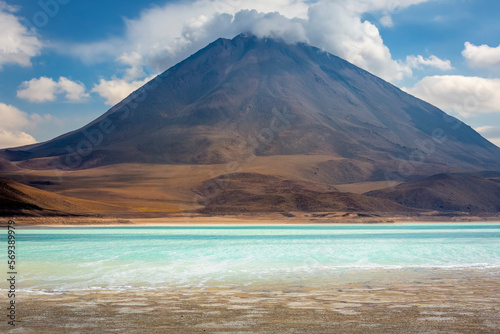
[60, 0, 439, 84]
[91, 76, 155, 105]
[403, 76, 500, 117]
[475, 126, 500, 147]
[475, 125, 500, 137]
[0, 130, 36, 149]
[0, 1, 42, 69]
[62, 0, 308, 66]
[17, 77, 58, 103]
[17, 77, 89, 103]
[0, 103, 37, 149]
[305, 2, 412, 81]
[405, 55, 453, 71]
[250, 11, 308, 43]
[490, 138, 500, 147]
[57, 77, 89, 102]
[119, 51, 146, 81]
[115, 3, 309, 74]
[462, 42, 500, 70]
[379, 14, 394, 27]
[0, 102, 31, 131]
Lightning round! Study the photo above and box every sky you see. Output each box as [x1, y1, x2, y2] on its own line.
[1, 0, 500, 149]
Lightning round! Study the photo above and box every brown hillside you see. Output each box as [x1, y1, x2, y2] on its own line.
[0, 179, 114, 216]
[194, 173, 415, 214]
[366, 174, 500, 213]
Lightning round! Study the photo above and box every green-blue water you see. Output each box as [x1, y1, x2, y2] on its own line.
[3, 223, 500, 291]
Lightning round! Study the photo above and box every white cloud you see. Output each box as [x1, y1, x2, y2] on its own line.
[475, 126, 500, 137]
[0, 1, 42, 69]
[17, 77, 58, 103]
[379, 14, 394, 27]
[60, 0, 308, 67]
[0, 102, 31, 131]
[475, 126, 500, 147]
[462, 42, 500, 70]
[305, 1, 414, 82]
[0, 129, 36, 149]
[115, 1, 309, 74]
[403, 76, 500, 117]
[88, 52, 153, 106]
[338, 0, 430, 13]
[118, 51, 146, 81]
[250, 12, 308, 43]
[91, 76, 155, 105]
[0, 103, 37, 149]
[405, 55, 453, 71]
[17, 77, 89, 103]
[60, 0, 436, 84]
[490, 138, 500, 147]
[58, 77, 89, 102]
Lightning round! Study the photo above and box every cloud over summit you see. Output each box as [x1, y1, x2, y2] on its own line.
[63, 0, 448, 102]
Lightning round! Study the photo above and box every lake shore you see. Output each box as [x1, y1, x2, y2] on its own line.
[7, 269, 500, 333]
[6, 212, 500, 227]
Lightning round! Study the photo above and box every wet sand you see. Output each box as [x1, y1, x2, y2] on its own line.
[5, 269, 500, 333]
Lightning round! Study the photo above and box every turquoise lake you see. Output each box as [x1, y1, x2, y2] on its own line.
[4, 223, 500, 291]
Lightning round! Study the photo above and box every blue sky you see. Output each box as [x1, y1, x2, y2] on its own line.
[1, 0, 500, 148]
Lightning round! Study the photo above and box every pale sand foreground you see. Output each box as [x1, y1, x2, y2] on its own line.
[4, 270, 499, 333]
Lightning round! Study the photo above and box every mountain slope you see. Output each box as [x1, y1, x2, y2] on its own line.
[2, 34, 499, 178]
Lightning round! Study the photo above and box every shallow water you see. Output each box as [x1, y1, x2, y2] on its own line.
[4, 223, 500, 291]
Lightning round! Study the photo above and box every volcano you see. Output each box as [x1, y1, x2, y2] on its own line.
[3, 33, 500, 171]
[1, 34, 500, 216]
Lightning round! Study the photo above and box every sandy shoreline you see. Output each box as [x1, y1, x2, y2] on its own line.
[4, 269, 499, 333]
[5, 213, 500, 227]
